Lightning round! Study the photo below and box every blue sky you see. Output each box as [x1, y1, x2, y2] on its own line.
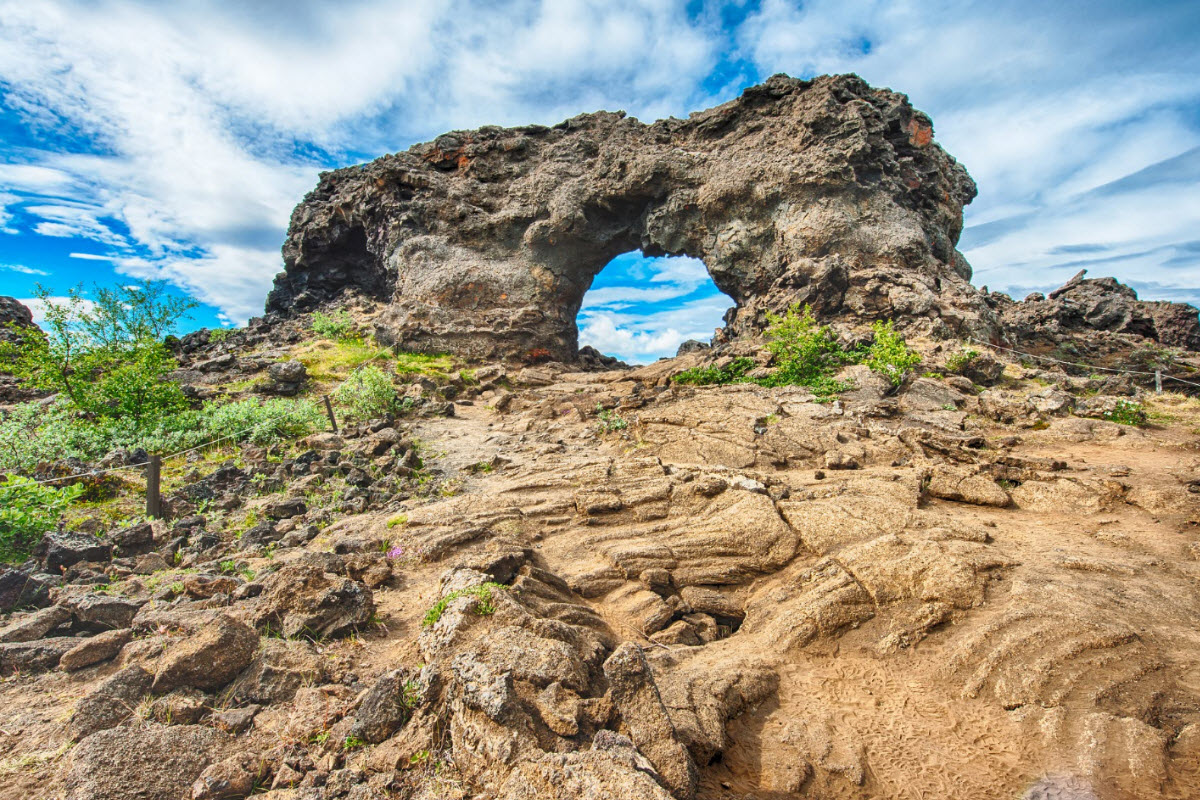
[1, 1, 1198, 361]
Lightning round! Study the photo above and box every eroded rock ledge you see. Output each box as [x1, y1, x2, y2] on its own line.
[268, 73, 992, 360]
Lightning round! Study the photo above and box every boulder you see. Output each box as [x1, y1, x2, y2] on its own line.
[223, 639, 325, 705]
[65, 594, 143, 631]
[60, 628, 134, 672]
[926, 466, 1010, 507]
[43, 533, 112, 573]
[251, 562, 374, 639]
[152, 614, 259, 693]
[0, 636, 77, 675]
[0, 568, 53, 611]
[602, 643, 697, 800]
[0, 603, 71, 643]
[68, 665, 155, 740]
[349, 669, 415, 744]
[61, 724, 223, 800]
[264, 496, 307, 520]
[192, 752, 272, 800]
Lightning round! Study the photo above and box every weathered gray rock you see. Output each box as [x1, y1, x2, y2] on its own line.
[60, 628, 133, 671]
[0, 603, 70, 643]
[268, 74, 991, 358]
[68, 665, 154, 740]
[152, 614, 259, 693]
[602, 642, 697, 800]
[0, 568, 52, 611]
[43, 533, 112, 573]
[223, 639, 325, 705]
[61, 724, 223, 800]
[66, 594, 143, 631]
[251, 562, 374, 639]
[192, 752, 272, 800]
[349, 668, 415, 744]
[0, 636, 76, 675]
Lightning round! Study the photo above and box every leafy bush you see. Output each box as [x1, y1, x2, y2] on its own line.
[760, 304, 850, 387]
[0, 281, 194, 429]
[864, 320, 922, 386]
[334, 365, 399, 421]
[595, 406, 628, 432]
[0, 476, 84, 562]
[0, 397, 324, 473]
[944, 346, 980, 374]
[673, 357, 756, 386]
[1103, 399, 1147, 426]
[311, 310, 355, 341]
[208, 327, 236, 344]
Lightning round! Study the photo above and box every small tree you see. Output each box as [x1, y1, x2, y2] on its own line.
[864, 320, 922, 386]
[0, 281, 195, 428]
[334, 364, 400, 421]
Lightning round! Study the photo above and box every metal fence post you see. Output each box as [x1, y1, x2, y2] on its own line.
[146, 454, 162, 519]
[323, 395, 338, 433]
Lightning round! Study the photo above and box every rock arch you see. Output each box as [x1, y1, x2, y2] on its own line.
[267, 73, 995, 360]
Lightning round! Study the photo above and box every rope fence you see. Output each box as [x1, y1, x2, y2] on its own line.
[965, 337, 1200, 392]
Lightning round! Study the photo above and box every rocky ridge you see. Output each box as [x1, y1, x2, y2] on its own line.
[265, 73, 1199, 369]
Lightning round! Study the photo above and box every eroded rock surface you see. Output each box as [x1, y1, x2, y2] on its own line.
[268, 74, 990, 359]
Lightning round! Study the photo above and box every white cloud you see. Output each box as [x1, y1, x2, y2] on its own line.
[0, 263, 48, 276]
[16, 295, 96, 326]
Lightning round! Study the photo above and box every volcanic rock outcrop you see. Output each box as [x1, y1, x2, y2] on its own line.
[268, 74, 992, 359]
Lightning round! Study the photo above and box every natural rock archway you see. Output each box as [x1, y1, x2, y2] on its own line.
[268, 74, 995, 360]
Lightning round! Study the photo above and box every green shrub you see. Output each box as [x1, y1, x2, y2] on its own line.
[595, 406, 628, 432]
[673, 357, 756, 386]
[422, 582, 506, 627]
[0, 396, 324, 474]
[208, 327, 235, 343]
[0, 476, 84, 562]
[760, 304, 850, 387]
[1103, 400, 1147, 426]
[334, 365, 399, 421]
[944, 346, 979, 374]
[311, 310, 355, 341]
[864, 320, 922, 386]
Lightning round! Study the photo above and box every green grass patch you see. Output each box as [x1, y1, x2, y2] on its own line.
[422, 582, 507, 627]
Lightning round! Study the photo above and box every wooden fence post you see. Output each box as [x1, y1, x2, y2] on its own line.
[323, 395, 338, 433]
[146, 454, 162, 519]
[1155, 370, 1163, 394]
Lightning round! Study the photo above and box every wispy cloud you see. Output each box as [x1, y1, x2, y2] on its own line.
[0, 263, 48, 276]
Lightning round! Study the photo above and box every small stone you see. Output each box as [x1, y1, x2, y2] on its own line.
[209, 705, 260, 734]
[265, 496, 307, 520]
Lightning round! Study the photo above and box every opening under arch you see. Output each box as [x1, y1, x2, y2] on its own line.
[578, 252, 735, 364]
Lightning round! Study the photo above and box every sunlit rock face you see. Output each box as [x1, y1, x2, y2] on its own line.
[267, 73, 993, 360]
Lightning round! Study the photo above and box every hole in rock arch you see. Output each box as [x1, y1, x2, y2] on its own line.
[578, 252, 734, 365]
